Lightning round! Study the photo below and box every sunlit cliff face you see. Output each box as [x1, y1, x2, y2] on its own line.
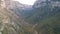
[14, 0, 36, 5]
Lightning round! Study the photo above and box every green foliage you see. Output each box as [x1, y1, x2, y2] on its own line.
[25, 3, 60, 34]
[34, 6, 60, 34]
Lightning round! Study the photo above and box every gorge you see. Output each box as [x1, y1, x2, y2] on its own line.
[0, 0, 60, 34]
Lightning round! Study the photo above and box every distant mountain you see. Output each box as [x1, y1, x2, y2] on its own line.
[13, 1, 33, 10]
[13, 1, 33, 18]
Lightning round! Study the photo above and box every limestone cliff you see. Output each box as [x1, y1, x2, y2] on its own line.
[0, 0, 31, 34]
[33, 0, 60, 8]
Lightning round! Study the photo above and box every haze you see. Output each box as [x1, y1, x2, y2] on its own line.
[14, 0, 36, 5]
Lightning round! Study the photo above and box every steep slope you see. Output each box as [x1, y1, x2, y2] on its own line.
[25, 0, 60, 24]
[24, 0, 60, 34]
[0, 0, 33, 34]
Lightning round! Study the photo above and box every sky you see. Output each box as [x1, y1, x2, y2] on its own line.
[14, 0, 36, 5]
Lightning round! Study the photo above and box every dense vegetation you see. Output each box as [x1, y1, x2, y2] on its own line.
[25, 6, 60, 34]
[35, 7, 60, 34]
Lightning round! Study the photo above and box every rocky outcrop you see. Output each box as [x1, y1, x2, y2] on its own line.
[0, 0, 6, 9]
[0, 0, 32, 34]
[33, 0, 60, 8]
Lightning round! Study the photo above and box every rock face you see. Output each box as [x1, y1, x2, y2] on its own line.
[5, 0, 13, 9]
[0, 0, 13, 9]
[33, 0, 46, 8]
[0, 0, 32, 34]
[33, 0, 60, 8]
[0, 0, 6, 9]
